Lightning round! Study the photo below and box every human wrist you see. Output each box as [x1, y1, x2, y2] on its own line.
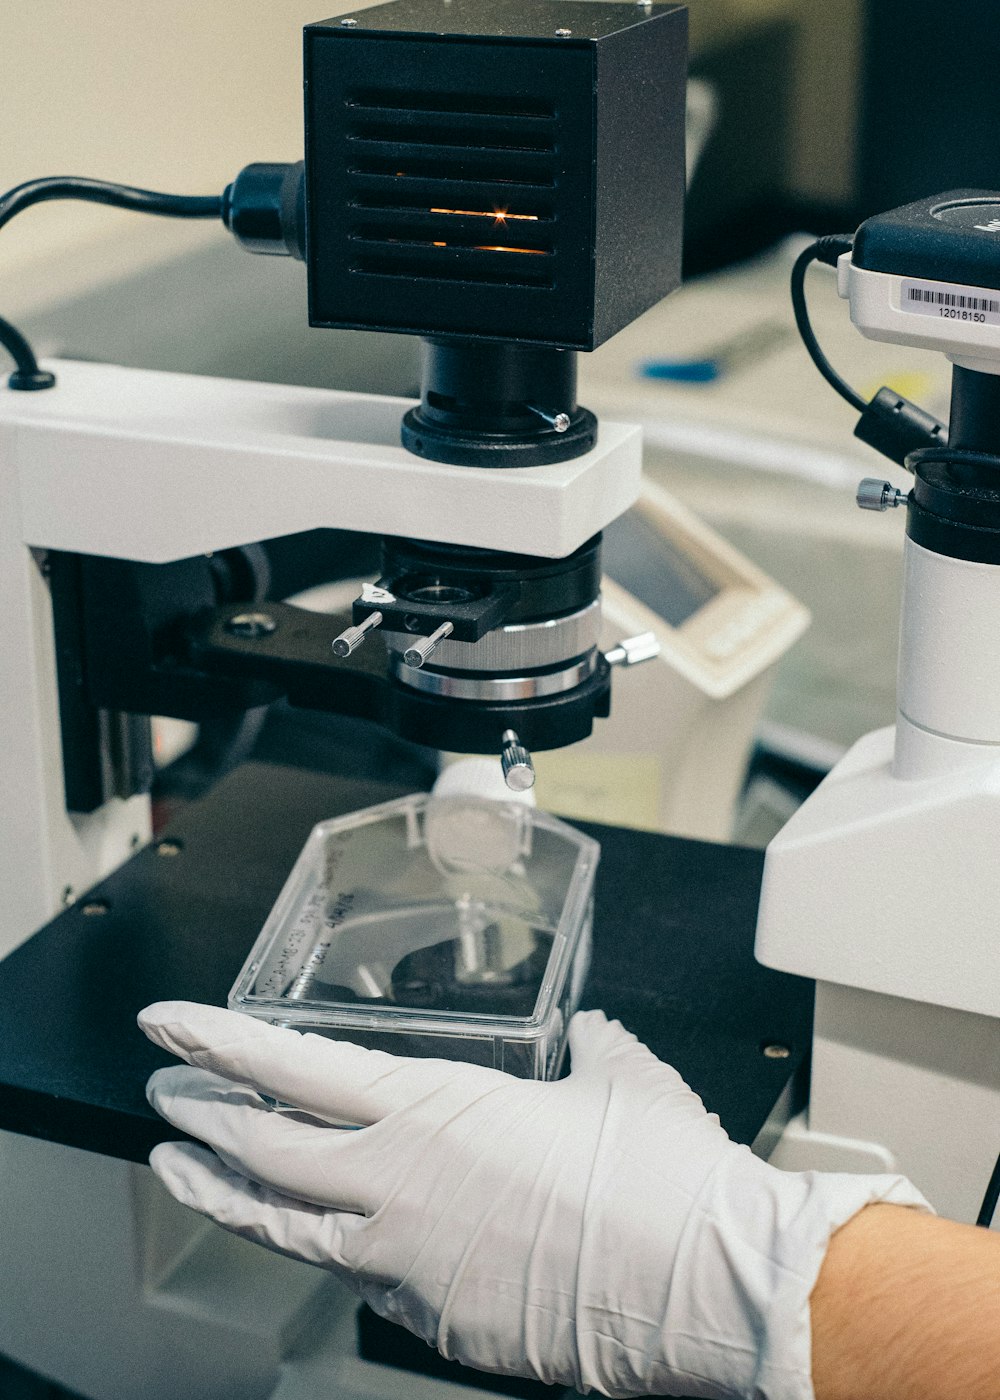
[659, 1148, 931, 1400]
[810, 1203, 1000, 1400]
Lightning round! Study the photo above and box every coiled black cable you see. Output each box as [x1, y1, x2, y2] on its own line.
[0, 176, 223, 389]
[790, 233, 947, 465]
[790, 234, 866, 413]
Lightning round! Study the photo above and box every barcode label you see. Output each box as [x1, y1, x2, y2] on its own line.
[907, 287, 999, 311]
[901, 278, 1000, 325]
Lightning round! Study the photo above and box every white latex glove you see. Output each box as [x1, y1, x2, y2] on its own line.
[139, 1002, 929, 1400]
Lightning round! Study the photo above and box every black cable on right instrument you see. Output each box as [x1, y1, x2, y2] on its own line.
[790, 235, 866, 413]
[977, 1146, 1000, 1229]
[791, 234, 948, 467]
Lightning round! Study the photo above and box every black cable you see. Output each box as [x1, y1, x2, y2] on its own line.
[790, 235, 866, 414]
[0, 313, 54, 390]
[0, 176, 222, 235]
[0, 176, 224, 389]
[977, 1146, 1000, 1229]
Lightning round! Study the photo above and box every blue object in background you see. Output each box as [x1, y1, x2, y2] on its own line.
[640, 320, 792, 385]
[641, 357, 722, 383]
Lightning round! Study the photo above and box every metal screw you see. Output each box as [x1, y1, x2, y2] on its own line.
[501, 729, 535, 792]
[762, 1043, 791, 1060]
[81, 899, 110, 917]
[857, 478, 909, 512]
[528, 404, 572, 433]
[156, 839, 183, 858]
[340, 16, 358, 25]
[555, 27, 572, 36]
[225, 611, 277, 638]
[333, 610, 384, 658]
[404, 620, 455, 668]
[605, 632, 661, 667]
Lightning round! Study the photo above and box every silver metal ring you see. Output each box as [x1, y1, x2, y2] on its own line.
[389, 652, 597, 701]
[381, 599, 601, 674]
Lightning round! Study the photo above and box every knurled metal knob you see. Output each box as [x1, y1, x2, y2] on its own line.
[403, 620, 454, 668]
[500, 729, 535, 792]
[332, 610, 383, 657]
[605, 631, 661, 667]
[857, 478, 909, 512]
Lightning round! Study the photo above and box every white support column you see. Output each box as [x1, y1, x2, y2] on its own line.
[759, 535, 1000, 1218]
[0, 422, 150, 956]
[895, 535, 1000, 779]
[802, 983, 1000, 1223]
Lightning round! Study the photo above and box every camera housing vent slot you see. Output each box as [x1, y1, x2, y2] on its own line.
[344, 90, 558, 291]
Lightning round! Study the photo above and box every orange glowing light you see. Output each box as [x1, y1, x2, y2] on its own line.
[429, 207, 540, 223]
[474, 244, 546, 255]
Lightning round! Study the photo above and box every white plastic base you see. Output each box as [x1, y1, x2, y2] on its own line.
[757, 712, 1000, 1219]
[768, 1112, 897, 1176]
[769, 983, 1000, 1223]
[2, 360, 643, 563]
[0, 1131, 501, 1400]
[0, 1131, 330, 1400]
[755, 723, 1000, 1019]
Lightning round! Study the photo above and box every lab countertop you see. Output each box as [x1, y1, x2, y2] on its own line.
[0, 761, 812, 1163]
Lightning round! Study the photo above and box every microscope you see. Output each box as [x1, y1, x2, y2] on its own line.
[757, 193, 1000, 1225]
[0, 10, 994, 1400]
[0, 0, 687, 960]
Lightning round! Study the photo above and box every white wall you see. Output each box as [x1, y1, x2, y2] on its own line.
[0, 2, 360, 306]
[0, 0, 861, 315]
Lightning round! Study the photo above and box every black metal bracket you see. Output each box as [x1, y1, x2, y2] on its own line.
[352, 579, 518, 642]
[49, 552, 155, 814]
[190, 602, 384, 717]
[190, 601, 612, 754]
[69, 547, 612, 762]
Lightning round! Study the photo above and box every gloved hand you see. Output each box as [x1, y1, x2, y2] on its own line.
[139, 1002, 929, 1400]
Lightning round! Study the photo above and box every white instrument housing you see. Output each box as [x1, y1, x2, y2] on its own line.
[839, 250, 1000, 375]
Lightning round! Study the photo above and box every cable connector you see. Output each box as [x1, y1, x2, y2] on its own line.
[854, 386, 947, 468]
[809, 233, 854, 269]
[222, 163, 305, 260]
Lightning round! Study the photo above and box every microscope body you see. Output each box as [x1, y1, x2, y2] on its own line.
[0, 13, 695, 1400]
[757, 193, 1000, 1222]
[0, 0, 687, 963]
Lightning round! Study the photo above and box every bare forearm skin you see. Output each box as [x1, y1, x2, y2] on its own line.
[811, 1204, 1000, 1400]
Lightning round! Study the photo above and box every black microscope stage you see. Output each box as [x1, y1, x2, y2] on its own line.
[0, 758, 811, 1164]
